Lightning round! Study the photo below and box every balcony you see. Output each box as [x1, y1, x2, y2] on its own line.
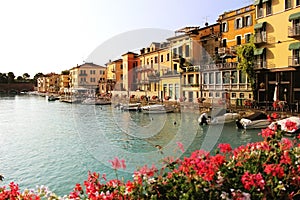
[161, 70, 180, 77]
[181, 66, 200, 73]
[200, 62, 238, 71]
[218, 47, 230, 54]
[136, 65, 154, 72]
[254, 32, 267, 44]
[288, 26, 300, 38]
[254, 59, 267, 69]
[288, 56, 300, 67]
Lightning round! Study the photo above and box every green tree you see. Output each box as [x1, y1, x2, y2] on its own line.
[16, 76, 23, 81]
[7, 72, 15, 83]
[61, 70, 70, 75]
[22, 73, 30, 80]
[236, 37, 256, 97]
[0, 73, 8, 83]
[32, 72, 44, 86]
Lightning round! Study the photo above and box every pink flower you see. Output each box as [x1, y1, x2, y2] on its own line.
[241, 171, 265, 191]
[218, 143, 232, 153]
[285, 120, 297, 132]
[176, 142, 185, 153]
[260, 127, 275, 139]
[109, 157, 126, 170]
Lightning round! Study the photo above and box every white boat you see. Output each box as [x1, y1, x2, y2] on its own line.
[269, 116, 300, 135]
[236, 112, 270, 129]
[198, 109, 240, 125]
[82, 98, 111, 105]
[120, 103, 141, 111]
[141, 104, 174, 114]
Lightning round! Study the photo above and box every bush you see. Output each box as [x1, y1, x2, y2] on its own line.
[1, 122, 300, 199]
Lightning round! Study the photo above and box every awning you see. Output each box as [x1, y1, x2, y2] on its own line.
[254, 0, 261, 5]
[289, 42, 300, 50]
[220, 54, 236, 59]
[254, 22, 266, 29]
[289, 12, 300, 21]
[254, 48, 265, 55]
[262, 0, 269, 2]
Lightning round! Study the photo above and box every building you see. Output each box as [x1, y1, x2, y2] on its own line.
[69, 62, 106, 93]
[136, 42, 171, 98]
[121, 52, 139, 95]
[58, 73, 70, 94]
[105, 59, 123, 93]
[254, 0, 300, 111]
[215, 4, 255, 106]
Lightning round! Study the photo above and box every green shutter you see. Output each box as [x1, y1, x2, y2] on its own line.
[254, 48, 265, 55]
[289, 12, 300, 21]
[254, 0, 261, 5]
[289, 42, 300, 50]
[254, 22, 266, 29]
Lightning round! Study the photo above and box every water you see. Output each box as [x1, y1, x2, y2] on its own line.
[0, 95, 262, 196]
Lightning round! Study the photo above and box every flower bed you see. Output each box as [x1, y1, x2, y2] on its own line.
[1, 121, 300, 199]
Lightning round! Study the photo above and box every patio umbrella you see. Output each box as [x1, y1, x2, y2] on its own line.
[273, 83, 279, 102]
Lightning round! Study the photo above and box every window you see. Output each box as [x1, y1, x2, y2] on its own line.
[90, 70, 95, 75]
[174, 64, 178, 71]
[209, 92, 213, 97]
[222, 39, 227, 47]
[239, 71, 247, 83]
[221, 22, 228, 32]
[285, 0, 292, 9]
[257, 3, 263, 18]
[266, 0, 272, 15]
[236, 36, 242, 45]
[209, 73, 214, 84]
[175, 84, 179, 100]
[166, 53, 170, 61]
[232, 93, 236, 98]
[203, 73, 208, 84]
[297, 0, 300, 6]
[249, 94, 252, 99]
[173, 48, 177, 57]
[80, 70, 86, 75]
[232, 71, 238, 84]
[188, 74, 194, 84]
[216, 72, 221, 84]
[169, 84, 173, 98]
[216, 92, 220, 97]
[154, 56, 158, 64]
[239, 93, 244, 98]
[90, 77, 96, 82]
[178, 46, 183, 56]
[120, 64, 123, 69]
[244, 15, 252, 27]
[185, 45, 190, 57]
[245, 34, 251, 43]
[160, 55, 163, 62]
[235, 18, 243, 29]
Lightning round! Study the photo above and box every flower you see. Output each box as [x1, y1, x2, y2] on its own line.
[109, 157, 126, 170]
[218, 143, 232, 153]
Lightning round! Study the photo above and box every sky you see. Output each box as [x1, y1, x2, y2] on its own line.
[0, 0, 252, 77]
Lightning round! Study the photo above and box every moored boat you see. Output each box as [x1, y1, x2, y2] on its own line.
[236, 111, 270, 130]
[120, 103, 141, 111]
[141, 104, 174, 114]
[269, 116, 300, 136]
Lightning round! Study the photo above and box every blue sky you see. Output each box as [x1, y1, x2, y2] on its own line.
[0, 0, 251, 77]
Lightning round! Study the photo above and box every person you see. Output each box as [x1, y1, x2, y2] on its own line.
[198, 112, 208, 125]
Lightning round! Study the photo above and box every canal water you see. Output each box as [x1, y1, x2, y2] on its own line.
[0, 95, 262, 196]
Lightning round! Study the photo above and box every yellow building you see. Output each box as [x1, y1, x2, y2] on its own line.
[254, 0, 300, 109]
[58, 74, 70, 94]
[69, 62, 106, 93]
[215, 5, 255, 106]
[46, 73, 60, 93]
[137, 42, 172, 98]
[105, 59, 123, 92]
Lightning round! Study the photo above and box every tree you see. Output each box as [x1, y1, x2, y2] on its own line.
[7, 72, 15, 83]
[16, 76, 23, 81]
[61, 70, 70, 75]
[236, 37, 256, 98]
[0, 73, 8, 83]
[32, 72, 44, 86]
[22, 73, 30, 80]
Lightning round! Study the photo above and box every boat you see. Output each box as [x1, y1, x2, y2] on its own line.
[198, 109, 240, 125]
[48, 95, 59, 101]
[268, 116, 300, 136]
[236, 111, 270, 130]
[120, 103, 141, 111]
[82, 98, 111, 105]
[141, 104, 174, 114]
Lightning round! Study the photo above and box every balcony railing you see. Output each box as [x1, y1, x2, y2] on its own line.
[200, 62, 238, 71]
[254, 59, 267, 69]
[288, 26, 300, 38]
[254, 32, 267, 44]
[288, 56, 300, 67]
[161, 70, 180, 77]
[218, 47, 230, 54]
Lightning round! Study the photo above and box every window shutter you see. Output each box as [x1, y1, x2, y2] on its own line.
[234, 20, 237, 29]
[249, 15, 252, 26]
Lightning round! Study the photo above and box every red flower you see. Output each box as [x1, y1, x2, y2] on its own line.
[285, 120, 297, 132]
[241, 171, 265, 190]
[218, 143, 232, 153]
[260, 127, 275, 139]
[109, 157, 126, 170]
[176, 142, 185, 153]
[264, 164, 285, 178]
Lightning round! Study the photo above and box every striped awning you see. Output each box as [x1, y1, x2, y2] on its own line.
[289, 42, 300, 50]
[254, 22, 266, 29]
[289, 12, 300, 21]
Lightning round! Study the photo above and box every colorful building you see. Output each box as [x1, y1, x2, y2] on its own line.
[254, 0, 300, 111]
[105, 59, 123, 93]
[121, 52, 139, 95]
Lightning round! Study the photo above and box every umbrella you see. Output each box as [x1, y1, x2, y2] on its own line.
[273, 83, 278, 102]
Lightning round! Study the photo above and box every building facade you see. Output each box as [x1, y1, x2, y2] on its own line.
[254, 0, 300, 111]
